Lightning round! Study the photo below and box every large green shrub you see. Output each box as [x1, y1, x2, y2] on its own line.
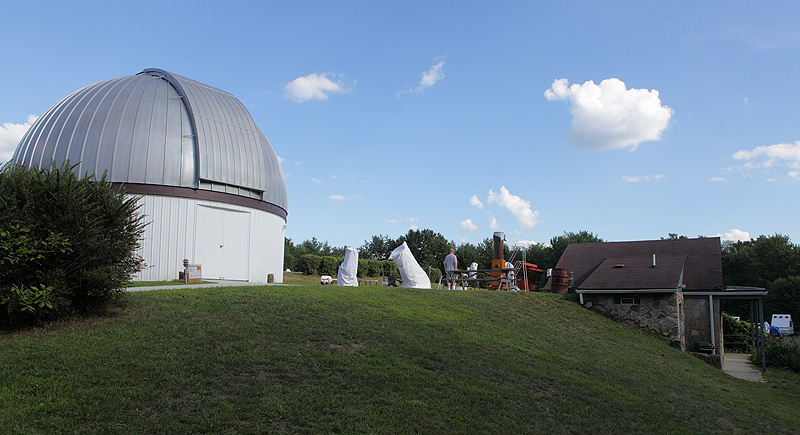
[756, 337, 800, 373]
[0, 223, 72, 324]
[320, 256, 342, 276]
[298, 254, 396, 279]
[427, 267, 443, 286]
[298, 254, 322, 275]
[722, 312, 750, 336]
[0, 162, 145, 325]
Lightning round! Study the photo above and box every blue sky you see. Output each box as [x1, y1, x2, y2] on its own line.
[2, 1, 799, 249]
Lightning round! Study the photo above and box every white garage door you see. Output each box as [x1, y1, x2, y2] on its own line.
[195, 205, 251, 280]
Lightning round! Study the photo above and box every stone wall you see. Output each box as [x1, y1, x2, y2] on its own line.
[582, 293, 685, 350]
[683, 295, 723, 355]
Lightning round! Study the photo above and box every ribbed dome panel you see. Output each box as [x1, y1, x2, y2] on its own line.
[12, 69, 287, 212]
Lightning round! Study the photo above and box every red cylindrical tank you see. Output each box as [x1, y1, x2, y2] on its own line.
[551, 268, 570, 294]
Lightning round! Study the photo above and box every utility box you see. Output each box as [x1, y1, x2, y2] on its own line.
[187, 264, 202, 283]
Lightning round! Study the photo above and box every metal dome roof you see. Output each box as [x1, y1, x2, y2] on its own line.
[12, 68, 287, 215]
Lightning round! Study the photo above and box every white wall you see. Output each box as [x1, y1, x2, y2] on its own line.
[132, 194, 285, 283]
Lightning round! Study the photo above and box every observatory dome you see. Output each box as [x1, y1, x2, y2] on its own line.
[12, 68, 286, 216]
[12, 69, 287, 283]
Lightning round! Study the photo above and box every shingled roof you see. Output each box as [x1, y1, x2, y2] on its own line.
[547, 237, 723, 292]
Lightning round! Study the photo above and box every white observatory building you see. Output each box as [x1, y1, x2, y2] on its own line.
[12, 68, 287, 283]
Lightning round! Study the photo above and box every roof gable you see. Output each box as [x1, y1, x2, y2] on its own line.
[578, 255, 686, 290]
[551, 237, 723, 291]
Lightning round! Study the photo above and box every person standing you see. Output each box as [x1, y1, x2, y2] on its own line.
[443, 248, 458, 290]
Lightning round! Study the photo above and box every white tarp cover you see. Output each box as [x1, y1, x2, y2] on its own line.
[388, 242, 431, 289]
[337, 247, 359, 286]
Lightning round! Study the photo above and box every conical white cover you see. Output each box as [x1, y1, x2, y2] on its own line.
[388, 242, 431, 289]
[337, 247, 359, 286]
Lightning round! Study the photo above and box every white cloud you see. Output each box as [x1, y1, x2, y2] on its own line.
[459, 219, 478, 231]
[486, 212, 499, 230]
[621, 174, 665, 183]
[397, 56, 446, 96]
[310, 177, 321, 184]
[716, 228, 752, 242]
[329, 194, 346, 201]
[545, 78, 672, 151]
[709, 177, 727, 182]
[732, 141, 800, 180]
[385, 219, 398, 224]
[284, 73, 351, 102]
[734, 141, 800, 164]
[486, 186, 539, 228]
[406, 217, 419, 231]
[789, 171, 800, 182]
[0, 115, 37, 163]
[420, 59, 445, 88]
[469, 194, 484, 209]
[733, 141, 800, 163]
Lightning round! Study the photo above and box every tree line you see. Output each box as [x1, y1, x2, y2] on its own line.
[720, 234, 800, 320]
[284, 229, 604, 279]
[285, 230, 800, 319]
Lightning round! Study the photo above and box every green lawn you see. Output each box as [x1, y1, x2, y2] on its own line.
[1, 285, 798, 434]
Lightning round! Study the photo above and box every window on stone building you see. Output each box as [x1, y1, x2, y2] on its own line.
[615, 296, 641, 305]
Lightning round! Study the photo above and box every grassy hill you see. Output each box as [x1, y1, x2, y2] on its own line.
[2, 283, 799, 434]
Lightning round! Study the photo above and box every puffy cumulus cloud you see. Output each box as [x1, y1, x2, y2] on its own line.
[545, 78, 672, 151]
[716, 228, 752, 242]
[0, 115, 38, 162]
[459, 219, 478, 231]
[329, 194, 346, 201]
[284, 73, 352, 102]
[406, 217, 420, 231]
[486, 212, 499, 230]
[397, 56, 446, 97]
[486, 186, 539, 229]
[621, 174, 665, 183]
[469, 194, 484, 209]
[733, 141, 800, 180]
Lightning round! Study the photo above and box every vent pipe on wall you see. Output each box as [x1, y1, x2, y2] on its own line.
[652, 254, 657, 267]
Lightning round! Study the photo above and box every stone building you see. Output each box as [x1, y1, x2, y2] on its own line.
[547, 237, 767, 365]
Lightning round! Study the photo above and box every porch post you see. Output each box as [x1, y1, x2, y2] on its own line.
[759, 297, 767, 371]
[708, 295, 716, 355]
